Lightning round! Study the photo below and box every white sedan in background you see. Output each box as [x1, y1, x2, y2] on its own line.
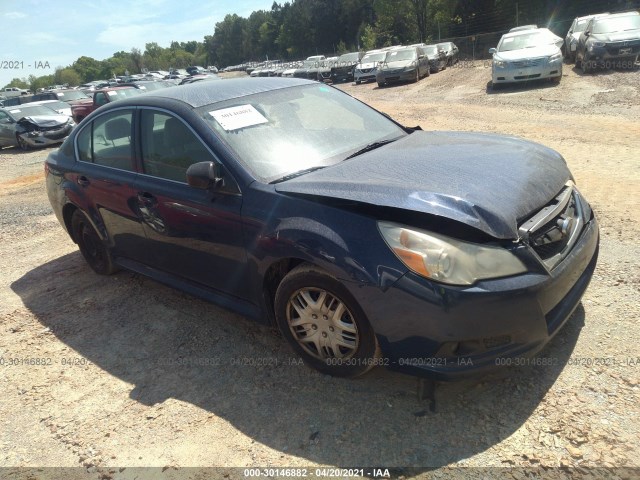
[489, 28, 563, 87]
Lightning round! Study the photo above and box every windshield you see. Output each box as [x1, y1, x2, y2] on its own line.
[360, 52, 386, 64]
[437, 43, 451, 52]
[574, 19, 589, 33]
[108, 88, 143, 99]
[199, 84, 406, 183]
[498, 32, 555, 51]
[594, 15, 640, 34]
[338, 53, 360, 63]
[423, 46, 438, 56]
[55, 90, 88, 101]
[7, 105, 59, 120]
[39, 101, 69, 111]
[385, 49, 416, 62]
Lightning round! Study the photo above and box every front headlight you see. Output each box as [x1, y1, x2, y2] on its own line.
[549, 52, 562, 62]
[589, 41, 605, 51]
[378, 222, 527, 286]
[494, 60, 506, 68]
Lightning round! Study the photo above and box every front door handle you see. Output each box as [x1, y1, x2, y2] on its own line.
[137, 191, 157, 206]
[77, 175, 90, 186]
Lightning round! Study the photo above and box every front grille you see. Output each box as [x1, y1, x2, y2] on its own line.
[519, 184, 585, 270]
[511, 58, 543, 68]
[514, 74, 541, 80]
[605, 44, 640, 55]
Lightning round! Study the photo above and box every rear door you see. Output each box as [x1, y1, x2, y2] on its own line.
[133, 108, 248, 297]
[73, 108, 149, 260]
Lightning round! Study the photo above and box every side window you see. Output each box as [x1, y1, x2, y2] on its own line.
[0, 111, 10, 122]
[75, 109, 135, 171]
[140, 110, 216, 183]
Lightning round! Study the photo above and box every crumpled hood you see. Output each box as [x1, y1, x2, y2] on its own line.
[17, 115, 69, 128]
[275, 131, 572, 239]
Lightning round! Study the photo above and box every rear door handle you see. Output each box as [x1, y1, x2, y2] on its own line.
[77, 175, 90, 186]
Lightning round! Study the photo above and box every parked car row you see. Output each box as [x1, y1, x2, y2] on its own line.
[488, 10, 639, 87]
[224, 43, 459, 87]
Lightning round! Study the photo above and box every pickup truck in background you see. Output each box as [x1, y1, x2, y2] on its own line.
[70, 86, 142, 123]
[3, 87, 30, 98]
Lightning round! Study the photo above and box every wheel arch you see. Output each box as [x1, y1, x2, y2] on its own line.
[62, 203, 79, 242]
[262, 257, 307, 327]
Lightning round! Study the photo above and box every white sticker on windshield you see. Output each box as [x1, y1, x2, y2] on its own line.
[57, 92, 64, 96]
[209, 104, 268, 131]
[503, 37, 514, 43]
[138, 86, 146, 89]
[9, 109, 20, 114]
[107, 90, 117, 96]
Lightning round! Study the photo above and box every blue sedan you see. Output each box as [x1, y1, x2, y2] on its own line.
[45, 78, 598, 379]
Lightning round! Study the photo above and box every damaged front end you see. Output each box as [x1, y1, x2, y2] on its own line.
[16, 116, 75, 150]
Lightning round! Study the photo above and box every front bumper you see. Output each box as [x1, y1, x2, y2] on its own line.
[584, 43, 640, 67]
[352, 216, 599, 380]
[19, 126, 73, 148]
[492, 59, 562, 84]
[354, 68, 377, 83]
[377, 69, 416, 85]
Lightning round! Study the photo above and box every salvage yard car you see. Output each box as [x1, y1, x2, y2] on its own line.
[377, 46, 430, 87]
[576, 11, 640, 73]
[489, 28, 564, 87]
[0, 104, 75, 150]
[45, 78, 599, 380]
[70, 86, 142, 123]
[354, 50, 386, 84]
[564, 13, 610, 62]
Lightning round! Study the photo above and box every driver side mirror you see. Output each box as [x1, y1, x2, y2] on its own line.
[186, 161, 224, 190]
[584, 31, 590, 37]
[488, 48, 497, 54]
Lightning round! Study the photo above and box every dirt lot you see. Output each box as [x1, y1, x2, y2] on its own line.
[1, 63, 639, 479]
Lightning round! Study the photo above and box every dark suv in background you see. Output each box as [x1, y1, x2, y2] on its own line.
[330, 52, 363, 83]
[576, 11, 640, 73]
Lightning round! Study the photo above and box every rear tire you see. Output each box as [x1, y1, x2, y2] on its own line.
[377, 81, 385, 88]
[274, 263, 380, 378]
[71, 210, 117, 275]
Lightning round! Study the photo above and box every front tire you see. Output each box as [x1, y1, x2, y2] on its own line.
[274, 264, 379, 377]
[377, 80, 385, 88]
[71, 210, 117, 275]
[16, 134, 29, 151]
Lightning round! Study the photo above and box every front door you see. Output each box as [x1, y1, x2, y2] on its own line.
[133, 108, 248, 298]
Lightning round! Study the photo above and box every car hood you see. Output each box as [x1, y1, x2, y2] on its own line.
[380, 60, 414, 69]
[275, 131, 571, 240]
[17, 115, 70, 128]
[357, 62, 380, 70]
[495, 44, 559, 60]
[593, 29, 640, 42]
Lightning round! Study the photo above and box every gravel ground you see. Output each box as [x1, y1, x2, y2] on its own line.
[0, 63, 638, 480]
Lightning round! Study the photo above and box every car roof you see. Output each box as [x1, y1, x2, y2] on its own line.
[116, 77, 314, 109]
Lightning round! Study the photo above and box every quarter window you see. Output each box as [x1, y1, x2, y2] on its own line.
[140, 110, 216, 183]
[76, 109, 135, 171]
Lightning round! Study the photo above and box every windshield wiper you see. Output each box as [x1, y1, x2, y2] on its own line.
[270, 166, 326, 184]
[343, 139, 397, 161]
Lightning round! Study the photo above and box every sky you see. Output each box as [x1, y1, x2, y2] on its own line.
[0, 0, 276, 87]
